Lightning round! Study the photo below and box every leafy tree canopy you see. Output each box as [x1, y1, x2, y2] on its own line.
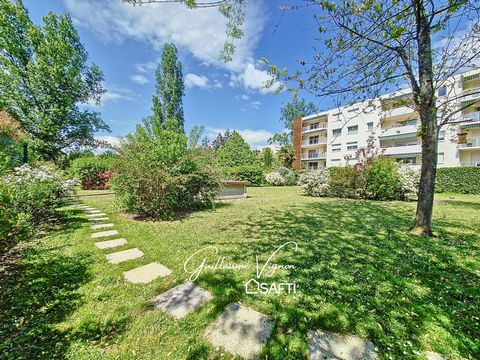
[217, 131, 255, 168]
[0, 0, 109, 161]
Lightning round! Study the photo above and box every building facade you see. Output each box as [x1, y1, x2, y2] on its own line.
[293, 70, 480, 170]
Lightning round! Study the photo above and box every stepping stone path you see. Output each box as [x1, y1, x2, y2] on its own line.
[88, 217, 110, 222]
[86, 209, 103, 214]
[308, 330, 377, 360]
[92, 230, 119, 238]
[205, 303, 272, 360]
[123, 262, 171, 284]
[153, 281, 212, 319]
[106, 248, 144, 264]
[425, 351, 446, 360]
[95, 238, 128, 249]
[90, 223, 115, 230]
[86, 212, 107, 217]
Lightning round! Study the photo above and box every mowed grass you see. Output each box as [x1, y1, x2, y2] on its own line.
[1, 187, 479, 359]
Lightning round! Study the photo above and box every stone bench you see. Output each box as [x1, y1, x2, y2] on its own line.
[217, 180, 249, 200]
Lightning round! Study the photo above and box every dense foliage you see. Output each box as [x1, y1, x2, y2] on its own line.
[0, 0, 108, 160]
[225, 164, 264, 187]
[436, 167, 480, 194]
[0, 164, 75, 241]
[299, 158, 420, 201]
[69, 155, 114, 190]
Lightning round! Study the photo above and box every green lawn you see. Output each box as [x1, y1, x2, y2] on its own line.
[1, 187, 479, 359]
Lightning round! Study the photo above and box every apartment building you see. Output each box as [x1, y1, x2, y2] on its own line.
[293, 70, 480, 170]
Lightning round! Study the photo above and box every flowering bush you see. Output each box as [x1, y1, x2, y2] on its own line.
[298, 169, 331, 196]
[265, 171, 286, 186]
[69, 156, 113, 190]
[0, 164, 76, 240]
[398, 165, 420, 200]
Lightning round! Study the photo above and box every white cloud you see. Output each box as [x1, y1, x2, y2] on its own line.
[185, 73, 209, 88]
[63, 0, 276, 94]
[87, 85, 137, 107]
[136, 61, 157, 73]
[250, 100, 262, 109]
[206, 127, 273, 148]
[130, 74, 149, 84]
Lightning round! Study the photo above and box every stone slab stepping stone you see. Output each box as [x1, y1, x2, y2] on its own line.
[425, 352, 446, 360]
[88, 217, 110, 222]
[205, 303, 272, 360]
[123, 262, 171, 284]
[95, 238, 128, 249]
[91, 230, 119, 239]
[85, 209, 102, 214]
[90, 223, 114, 230]
[106, 248, 144, 264]
[86, 213, 107, 218]
[153, 281, 212, 319]
[308, 330, 377, 360]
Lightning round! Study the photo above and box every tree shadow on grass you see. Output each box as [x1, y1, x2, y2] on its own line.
[232, 200, 479, 359]
[0, 208, 126, 359]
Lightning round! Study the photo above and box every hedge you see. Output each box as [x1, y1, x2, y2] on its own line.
[435, 167, 480, 194]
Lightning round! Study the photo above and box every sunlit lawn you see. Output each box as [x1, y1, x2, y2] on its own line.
[1, 187, 478, 359]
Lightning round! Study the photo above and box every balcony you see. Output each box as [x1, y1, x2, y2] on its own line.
[458, 137, 480, 150]
[302, 138, 327, 147]
[460, 111, 480, 123]
[463, 87, 480, 96]
[302, 123, 328, 134]
[381, 144, 422, 157]
[301, 152, 326, 160]
[461, 162, 480, 166]
[379, 124, 418, 140]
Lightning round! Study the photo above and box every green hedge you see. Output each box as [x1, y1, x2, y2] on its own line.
[436, 167, 480, 194]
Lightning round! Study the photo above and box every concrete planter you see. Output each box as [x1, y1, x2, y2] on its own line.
[217, 180, 249, 200]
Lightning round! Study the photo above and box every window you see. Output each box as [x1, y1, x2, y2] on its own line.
[438, 131, 445, 141]
[398, 157, 417, 164]
[308, 162, 318, 170]
[332, 128, 342, 136]
[347, 141, 358, 150]
[347, 108, 359, 113]
[332, 143, 341, 152]
[367, 122, 374, 131]
[438, 87, 447, 97]
[309, 135, 319, 144]
[347, 125, 358, 134]
[438, 153, 444, 164]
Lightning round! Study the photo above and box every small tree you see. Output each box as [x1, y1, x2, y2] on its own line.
[0, 0, 109, 161]
[217, 131, 255, 168]
[211, 129, 233, 151]
[277, 145, 296, 169]
[258, 147, 275, 169]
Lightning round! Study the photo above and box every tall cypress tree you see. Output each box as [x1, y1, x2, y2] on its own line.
[151, 42, 185, 134]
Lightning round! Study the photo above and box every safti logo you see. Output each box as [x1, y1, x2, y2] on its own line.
[244, 241, 298, 295]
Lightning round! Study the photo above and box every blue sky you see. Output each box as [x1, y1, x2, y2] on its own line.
[23, 0, 324, 149]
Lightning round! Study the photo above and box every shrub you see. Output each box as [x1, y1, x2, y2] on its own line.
[69, 156, 113, 190]
[398, 165, 420, 200]
[277, 166, 296, 185]
[265, 171, 286, 186]
[329, 166, 364, 198]
[364, 157, 402, 200]
[0, 164, 76, 240]
[298, 169, 330, 197]
[111, 141, 221, 220]
[225, 164, 264, 187]
[436, 167, 480, 194]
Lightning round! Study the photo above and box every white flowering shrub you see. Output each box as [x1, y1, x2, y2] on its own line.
[1, 164, 76, 239]
[398, 165, 420, 200]
[265, 171, 286, 186]
[298, 169, 331, 196]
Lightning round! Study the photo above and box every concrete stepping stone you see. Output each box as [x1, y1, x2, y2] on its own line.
[153, 281, 212, 319]
[425, 352, 446, 360]
[106, 248, 144, 264]
[123, 262, 171, 284]
[90, 223, 114, 230]
[86, 212, 107, 218]
[205, 303, 272, 360]
[91, 230, 119, 239]
[88, 217, 110, 222]
[85, 209, 102, 214]
[95, 238, 128, 249]
[308, 330, 377, 360]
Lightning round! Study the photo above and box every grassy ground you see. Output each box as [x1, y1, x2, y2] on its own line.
[1, 187, 478, 359]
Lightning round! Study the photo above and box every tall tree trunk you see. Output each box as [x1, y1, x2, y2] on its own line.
[411, 0, 437, 236]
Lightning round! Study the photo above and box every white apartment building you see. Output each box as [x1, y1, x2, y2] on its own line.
[293, 70, 480, 170]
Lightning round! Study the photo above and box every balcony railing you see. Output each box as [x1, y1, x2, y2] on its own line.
[302, 138, 327, 146]
[463, 87, 480, 96]
[461, 111, 480, 122]
[302, 123, 327, 133]
[381, 144, 422, 156]
[458, 137, 480, 148]
[301, 152, 326, 160]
